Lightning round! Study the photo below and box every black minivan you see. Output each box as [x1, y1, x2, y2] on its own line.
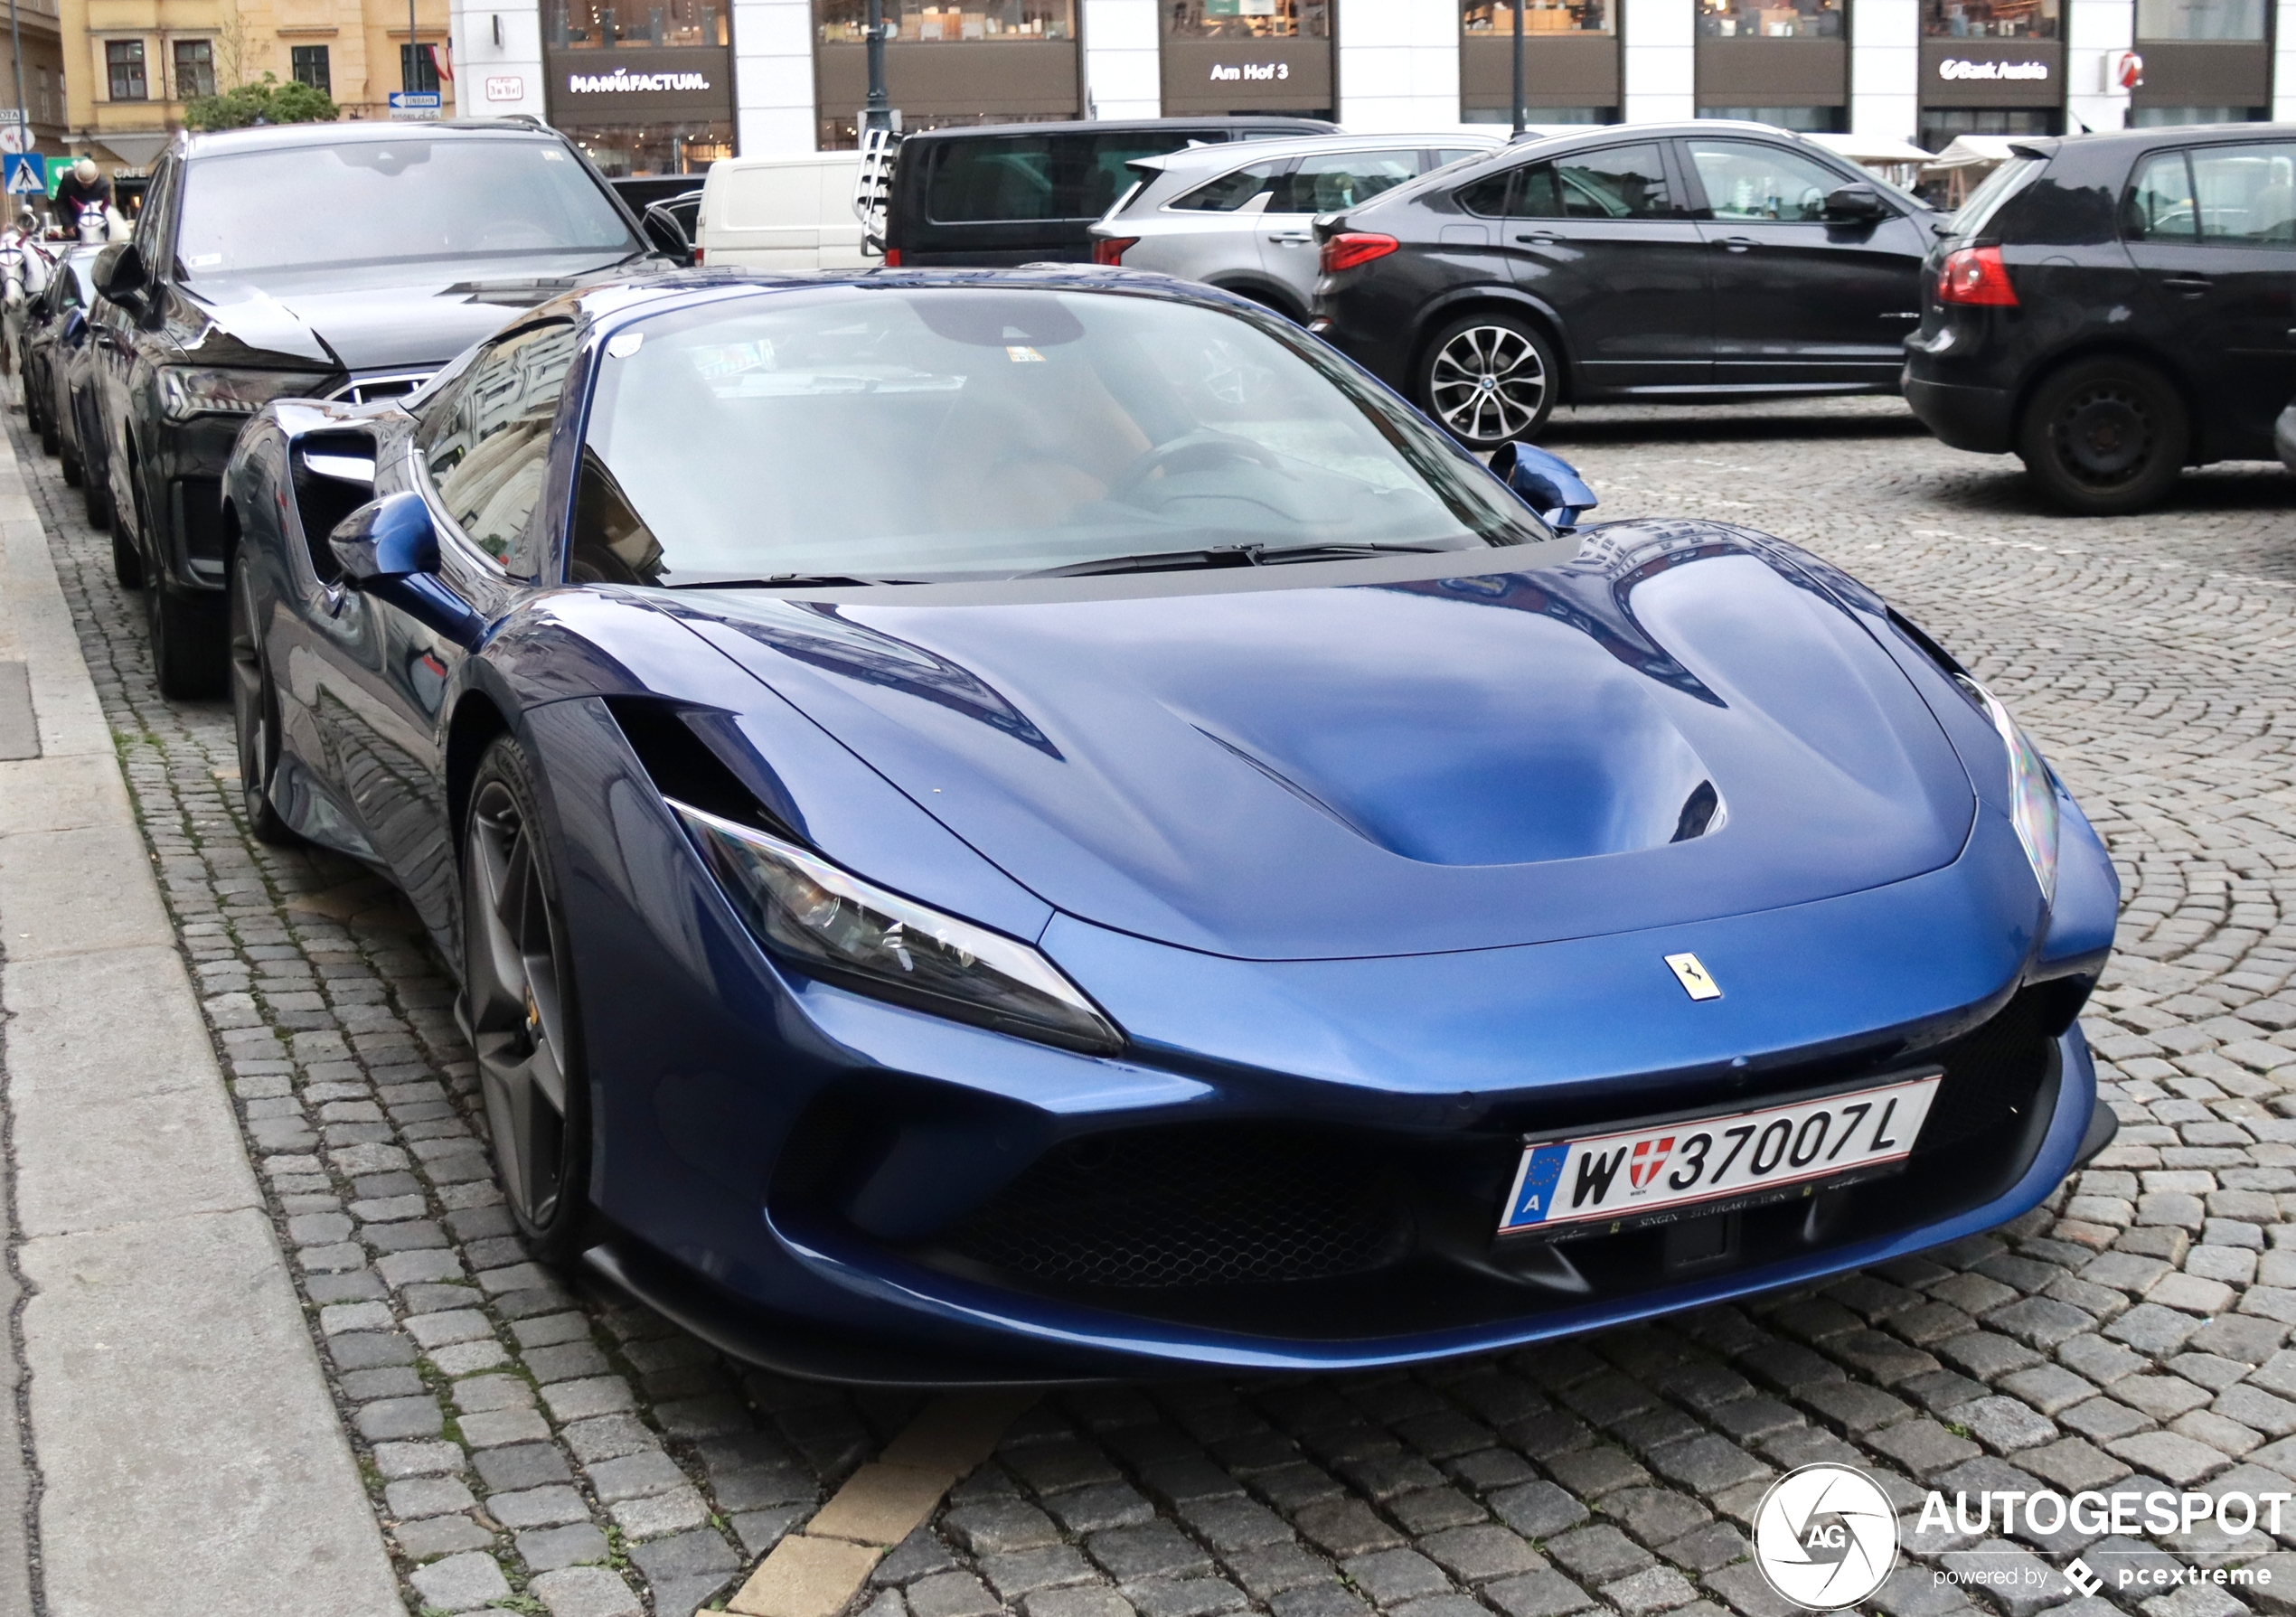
[1904, 124, 2296, 514]
[886, 117, 1334, 266]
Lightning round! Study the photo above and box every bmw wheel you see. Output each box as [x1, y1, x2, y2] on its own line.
[229, 551, 296, 845]
[1419, 315, 1558, 449]
[2018, 358, 2188, 516]
[463, 737, 590, 1261]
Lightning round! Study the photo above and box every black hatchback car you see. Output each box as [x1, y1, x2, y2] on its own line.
[85, 118, 682, 696]
[1310, 122, 1940, 448]
[886, 117, 1335, 267]
[1903, 125, 2296, 515]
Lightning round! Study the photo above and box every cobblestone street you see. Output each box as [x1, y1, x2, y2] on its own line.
[13, 397, 2296, 1617]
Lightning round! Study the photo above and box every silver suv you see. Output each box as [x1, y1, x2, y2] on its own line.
[1089, 133, 1502, 321]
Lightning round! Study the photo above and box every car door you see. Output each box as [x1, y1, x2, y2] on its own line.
[92, 156, 176, 531]
[1259, 147, 1427, 306]
[2123, 140, 2296, 458]
[313, 319, 575, 934]
[1682, 136, 1925, 389]
[1506, 142, 1713, 392]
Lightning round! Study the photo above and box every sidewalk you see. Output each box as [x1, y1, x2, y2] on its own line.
[0, 410, 400, 1614]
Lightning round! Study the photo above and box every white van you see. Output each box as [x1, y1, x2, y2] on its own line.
[694, 153, 870, 270]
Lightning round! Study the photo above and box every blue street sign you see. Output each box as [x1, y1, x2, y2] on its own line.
[3, 154, 45, 196]
[388, 91, 443, 120]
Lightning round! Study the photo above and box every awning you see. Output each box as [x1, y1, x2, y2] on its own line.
[93, 133, 169, 169]
[1806, 132, 1934, 167]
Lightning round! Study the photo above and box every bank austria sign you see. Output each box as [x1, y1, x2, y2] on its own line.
[1937, 55, 2050, 80]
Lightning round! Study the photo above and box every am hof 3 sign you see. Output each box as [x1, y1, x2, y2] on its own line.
[1752, 1464, 1900, 1609]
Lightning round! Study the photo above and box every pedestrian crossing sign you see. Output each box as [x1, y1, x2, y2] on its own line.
[3, 154, 44, 196]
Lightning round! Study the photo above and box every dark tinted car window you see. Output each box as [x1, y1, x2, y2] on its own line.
[1455, 167, 1514, 216]
[1506, 147, 1681, 220]
[927, 133, 1202, 222]
[177, 138, 640, 279]
[1172, 158, 1286, 212]
[2128, 149, 2198, 239]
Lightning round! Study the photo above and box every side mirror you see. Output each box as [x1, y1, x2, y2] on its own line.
[330, 490, 439, 586]
[641, 200, 694, 267]
[1824, 183, 1888, 223]
[328, 491, 487, 646]
[1490, 440, 1598, 532]
[91, 240, 146, 302]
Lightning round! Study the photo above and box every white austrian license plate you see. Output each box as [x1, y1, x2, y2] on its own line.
[1497, 1072, 1943, 1238]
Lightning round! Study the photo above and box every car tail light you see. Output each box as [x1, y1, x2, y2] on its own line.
[1321, 233, 1399, 274]
[1092, 237, 1138, 266]
[884, 248, 903, 267]
[1937, 245, 2018, 306]
[692, 248, 705, 264]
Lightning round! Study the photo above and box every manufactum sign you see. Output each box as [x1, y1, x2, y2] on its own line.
[566, 66, 715, 92]
[1937, 56, 2049, 80]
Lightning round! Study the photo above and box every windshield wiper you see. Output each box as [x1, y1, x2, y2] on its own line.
[1025, 541, 1452, 579]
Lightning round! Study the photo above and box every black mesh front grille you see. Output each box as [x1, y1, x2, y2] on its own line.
[944, 1126, 1414, 1291]
[1914, 992, 2053, 1155]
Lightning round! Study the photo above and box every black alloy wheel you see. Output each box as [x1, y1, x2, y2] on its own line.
[463, 737, 590, 1260]
[228, 550, 296, 845]
[1420, 315, 1558, 449]
[2018, 358, 2188, 516]
[57, 400, 82, 487]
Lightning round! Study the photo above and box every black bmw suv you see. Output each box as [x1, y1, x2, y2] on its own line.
[1309, 122, 1940, 448]
[1903, 125, 2296, 515]
[86, 118, 681, 695]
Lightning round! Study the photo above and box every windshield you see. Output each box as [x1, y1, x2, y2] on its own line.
[177, 138, 642, 279]
[573, 286, 1546, 587]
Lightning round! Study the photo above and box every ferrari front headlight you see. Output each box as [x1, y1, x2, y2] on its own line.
[670, 800, 1124, 1055]
[1959, 675, 2058, 904]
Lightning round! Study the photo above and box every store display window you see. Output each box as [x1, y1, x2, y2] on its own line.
[1924, 0, 2054, 36]
[1463, 0, 1610, 33]
[550, 0, 729, 47]
[1698, 0, 1840, 38]
[1167, 0, 1327, 40]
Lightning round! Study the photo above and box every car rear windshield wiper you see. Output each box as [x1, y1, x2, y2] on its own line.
[1025, 541, 1454, 579]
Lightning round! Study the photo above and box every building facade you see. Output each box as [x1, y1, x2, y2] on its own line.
[59, 0, 454, 172]
[452, 0, 2293, 170]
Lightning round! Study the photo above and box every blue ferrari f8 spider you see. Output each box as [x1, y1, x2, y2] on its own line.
[222, 268, 2119, 1382]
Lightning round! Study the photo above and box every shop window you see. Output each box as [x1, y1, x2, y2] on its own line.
[106, 40, 147, 102]
[1698, 106, 1844, 130]
[173, 39, 215, 99]
[1166, 0, 1327, 41]
[551, 0, 729, 47]
[1915, 106, 2056, 150]
[1462, 106, 1618, 123]
[1698, 0, 1840, 36]
[2136, 0, 2263, 37]
[401, 42, 441, 91]
[564, 123, 734, 176]
[1924, 0, 2053, 34]
[814, 0, 1071, 42]
[291, 45, 331, 92]
[2131, 105, 2268, 125]
[1463, 0, 1610, 33]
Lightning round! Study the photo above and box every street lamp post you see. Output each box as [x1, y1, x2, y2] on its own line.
[1506, 0, 1524, 136]
[862, 0, 890, 133]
